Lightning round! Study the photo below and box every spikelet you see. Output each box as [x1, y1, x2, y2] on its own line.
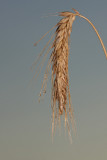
[33, 9, 107, 142]
[51, 13, 76, 140]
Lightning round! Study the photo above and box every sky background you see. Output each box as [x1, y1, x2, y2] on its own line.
[0, 0, 107, 159]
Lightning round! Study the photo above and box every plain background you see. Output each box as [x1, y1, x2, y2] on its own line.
[0, 0, 107, 159]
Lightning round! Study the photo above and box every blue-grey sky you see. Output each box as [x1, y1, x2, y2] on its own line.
[0, 0, 107, 160]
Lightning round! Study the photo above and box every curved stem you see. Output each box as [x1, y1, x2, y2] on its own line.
[75, 12, 107, 59]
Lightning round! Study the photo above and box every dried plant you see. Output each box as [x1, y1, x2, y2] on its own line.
[33, 9, 107, 141]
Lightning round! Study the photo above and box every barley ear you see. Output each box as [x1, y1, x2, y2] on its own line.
[34, 9, 107, 142]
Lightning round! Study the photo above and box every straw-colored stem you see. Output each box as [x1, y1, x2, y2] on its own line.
[78, 14, 107, 59]
[71, 8, 107, 59]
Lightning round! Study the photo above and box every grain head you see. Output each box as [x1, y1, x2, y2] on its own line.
[33, 9, 107, 142]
